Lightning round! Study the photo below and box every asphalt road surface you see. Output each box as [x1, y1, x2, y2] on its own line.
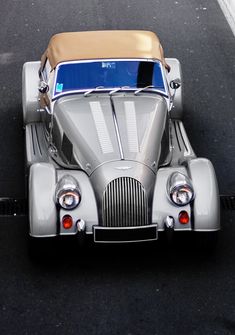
[0, 1, 235, 334]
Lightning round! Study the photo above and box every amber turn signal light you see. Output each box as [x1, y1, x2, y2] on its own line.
[62, 215, 73, 229]
[178, 211, 189, 224]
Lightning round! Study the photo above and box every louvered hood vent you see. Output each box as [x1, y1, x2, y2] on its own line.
[102, 177, 148, 227]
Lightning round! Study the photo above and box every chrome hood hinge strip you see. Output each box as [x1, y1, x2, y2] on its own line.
[110, 96, 124, 160]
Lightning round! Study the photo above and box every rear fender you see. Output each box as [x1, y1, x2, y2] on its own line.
[166, 58, 183, 119]
[22, 61, 41, 125]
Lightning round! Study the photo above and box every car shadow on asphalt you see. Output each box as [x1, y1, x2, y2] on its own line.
[1, 209, 233, 278]
[26, 231, 221, 276]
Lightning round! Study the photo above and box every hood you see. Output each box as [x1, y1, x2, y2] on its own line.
[54, 93, 168, 175]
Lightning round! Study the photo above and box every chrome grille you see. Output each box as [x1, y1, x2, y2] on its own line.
[102, 177, 148, 227]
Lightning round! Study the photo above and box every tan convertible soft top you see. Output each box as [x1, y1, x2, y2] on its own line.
[41, 30, 169, 69]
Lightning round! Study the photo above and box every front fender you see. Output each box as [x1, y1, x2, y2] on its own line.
[29, 163, 57, 237]
[152, 166, 192, 231]
[152, 159, 220, 232]
[29, 163, 99, 237]
[57, 170, 99, 234]
[188, 158, 220, 231]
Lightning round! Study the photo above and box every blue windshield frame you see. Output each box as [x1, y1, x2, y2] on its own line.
[53, 59, 168, 100]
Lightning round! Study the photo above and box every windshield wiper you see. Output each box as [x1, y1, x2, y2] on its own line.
[109, 86, 131, 96]
[134, 85, 155, 96]
[84, 86, 105, 97]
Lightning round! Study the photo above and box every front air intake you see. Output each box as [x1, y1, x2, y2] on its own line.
[102, 177, 148, 227]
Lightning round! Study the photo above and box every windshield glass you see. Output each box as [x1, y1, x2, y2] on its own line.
[53, 60, 167, 99]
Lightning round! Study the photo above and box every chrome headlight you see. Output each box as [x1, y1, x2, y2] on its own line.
[167, 172, 194, 206]
[55, 175, 81, 210]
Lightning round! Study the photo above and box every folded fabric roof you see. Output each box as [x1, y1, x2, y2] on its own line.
[41, 30, 168, 69]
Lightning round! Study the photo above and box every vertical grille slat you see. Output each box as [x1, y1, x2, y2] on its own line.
[111, 180, 114, 227]
[124, 178, 127, 226]
[117, 178, 120, 227]
[121, 178, 124, 226]
[129, 178, 133, 227]
[135, 179, 138, 226]
[102, 177, 148, 227]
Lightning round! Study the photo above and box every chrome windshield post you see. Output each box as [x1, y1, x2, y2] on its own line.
[48, 106, 54, 149]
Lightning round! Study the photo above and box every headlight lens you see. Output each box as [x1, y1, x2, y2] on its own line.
[171, 186, 194, 206]
[58, 190, 80, 209]
[56, 175, 81, 210]
[168, 172, 194, 206]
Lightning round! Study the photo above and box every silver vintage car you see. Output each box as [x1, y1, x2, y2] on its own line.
[22, 30, 220, 246]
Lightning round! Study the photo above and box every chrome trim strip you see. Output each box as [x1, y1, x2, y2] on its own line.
[158, 228, 192, 232]
[193, 229, 221, 232]
[52, 88, 169, 102]
[110, 96, 124, 160]
[94, 239, 157, 244]
[29, 233, 57, 238]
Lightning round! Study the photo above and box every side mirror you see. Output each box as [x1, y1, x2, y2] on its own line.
[38, 81, 49, 94]
[170, 78, 181, 90]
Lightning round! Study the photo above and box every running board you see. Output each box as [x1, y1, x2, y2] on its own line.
[170, 120, 196, 165]
[25, 122, 49, 166]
